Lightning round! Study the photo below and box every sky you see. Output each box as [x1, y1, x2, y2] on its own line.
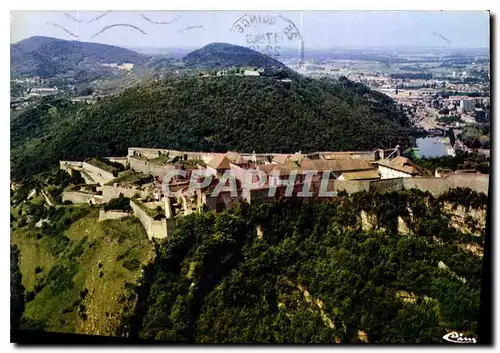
[10, 10, 490, 51]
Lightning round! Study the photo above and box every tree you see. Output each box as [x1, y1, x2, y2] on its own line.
[10, 245, 25, 332]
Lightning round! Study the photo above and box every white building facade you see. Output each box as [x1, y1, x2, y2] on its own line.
[377, 165, 414, 179]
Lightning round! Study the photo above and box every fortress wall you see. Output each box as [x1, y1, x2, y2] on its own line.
[403, 175, 489, 196]
[322, 151, 375, 161]
[151, 219, 170, 240]
[59, 161, 83, 173]
[403, 178, 454, 196]
[128, 157, 175, 179]
[445, 174, 489, 195]
[101, 185, 150, 202]
[128, 148, 174, 159]
[166, 218, 176, 238]
[369, 178, 405, 193]
[331, 180, 371, 194]
[230, 163, 247, 184]
[206, 195, 218, 211]
[62, 191, 104, 204]
[128, 148, 224, 163]
[130, 199, 169, 240]
[81, 172, 96, 184]
[207, 191, 241, 211]
[98, 209, 130, 221]
[105, 157, 129, 168]
[82, 162, 115, 185]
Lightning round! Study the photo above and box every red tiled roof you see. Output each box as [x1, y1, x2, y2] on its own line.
[339, 170, 381, 180]
[256, 163, 293, 176]
[225, 151, 248, 164]
[207, 155, 231, 170]
[299, 159, 374, 172]
[377, 156, 420, 175]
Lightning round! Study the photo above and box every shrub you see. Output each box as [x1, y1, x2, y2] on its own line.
[104, 197, 131, 212]
[154, 212, 165, 220]
[116, 248, 132, 262]
[34, 281, 45, 293]
[35, 266, 43, 274]
[122, 258, 140, 271]
[45, 265, 76, 295]
[25, 291, 36, 303]
[80, 288, 89, 299]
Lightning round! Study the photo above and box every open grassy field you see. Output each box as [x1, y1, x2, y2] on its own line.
[11, 207, 154, 336]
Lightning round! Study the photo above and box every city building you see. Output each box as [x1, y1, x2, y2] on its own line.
[460, 99, 475, 112]
[337, 170, 381, 181]
[243, 69, 260, 76]
[376, 156, 421, 179]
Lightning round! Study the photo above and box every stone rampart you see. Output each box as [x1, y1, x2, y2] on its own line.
[403, 174, 489, 196]
[62, 191, 104, 204]
[101, 185, 150, 202]
[130, 199, 176, 240]
[82, 162, 115, 185]
[98, 209, 131, 221]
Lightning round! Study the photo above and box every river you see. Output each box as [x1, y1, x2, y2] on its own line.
[416, 137, 455, 158]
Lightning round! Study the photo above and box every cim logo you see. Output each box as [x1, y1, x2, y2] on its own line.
[442, 332, 477, 344]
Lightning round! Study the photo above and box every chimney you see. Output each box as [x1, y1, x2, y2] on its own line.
[377, 149, 384, 160]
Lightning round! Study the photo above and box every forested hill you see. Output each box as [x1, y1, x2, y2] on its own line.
[183, 43, 290, 71]
[11, 36, 150, 77]
[11, 74, 412, 180]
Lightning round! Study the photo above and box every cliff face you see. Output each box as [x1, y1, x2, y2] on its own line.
[358, 199, 486, 240]
[442, 202, 487, 237]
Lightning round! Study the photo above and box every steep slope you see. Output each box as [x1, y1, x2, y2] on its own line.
[134, 188, 485, 343]
[183, 42, 290, 70]
[11, 75, 412, 180]
[11, 204, 153, 336]
[11, 36, 150, 77]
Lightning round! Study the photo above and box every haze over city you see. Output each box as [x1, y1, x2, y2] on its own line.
[11, 10, 490, 49]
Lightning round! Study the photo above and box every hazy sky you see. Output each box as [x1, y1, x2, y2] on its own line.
[11, 10, 490, 51]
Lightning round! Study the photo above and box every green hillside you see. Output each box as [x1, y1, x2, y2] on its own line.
[11, 203, 153, 336]
[11, 74, 412, 181]
[11, 36, 150, 78]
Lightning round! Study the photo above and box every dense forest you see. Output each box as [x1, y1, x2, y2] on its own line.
[11, 74, 412, 181]
[123, 188, 486, 343]
[183, 43, 291, 71]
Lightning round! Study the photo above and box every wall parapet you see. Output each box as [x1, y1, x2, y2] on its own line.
[101, 185, 149, 202]
[98, 209, 131, 221]
[62, 191, 104, 204]
[130, 199, 176, 240]
[82, 161, 115, 185]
